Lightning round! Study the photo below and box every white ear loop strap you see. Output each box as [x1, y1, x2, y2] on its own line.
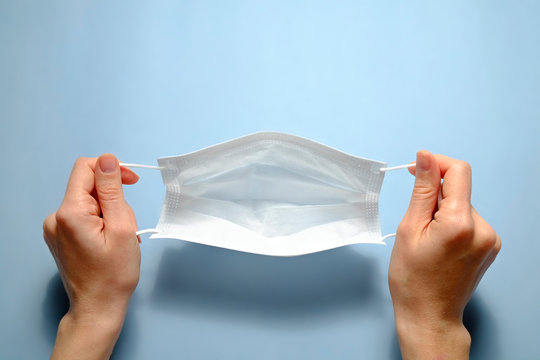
[136, 228, 159, 236]
[378, 162, 416, 243]
[380, 162, 415, 172]
[120, 163, 162, 237]
[380, 233, 396, 243]
[120, 162, 164, 170]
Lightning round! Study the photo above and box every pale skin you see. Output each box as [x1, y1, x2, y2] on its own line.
[43, 151, 500, 360]
[43, 155, 141, 360]
[390, 151, 501, 359]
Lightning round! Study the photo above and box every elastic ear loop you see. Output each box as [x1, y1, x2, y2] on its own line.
[378, 162, 416, 243]
[120, 162, 164, 170]
[121, 162, 417, 241]
[120, 163, 162, 236]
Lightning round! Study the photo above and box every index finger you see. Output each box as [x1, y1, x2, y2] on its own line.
[408, 154, 472, 207]
[63, 157, 97, 203]
[434, 154, 472, 208]
[63, 158, 141, 202]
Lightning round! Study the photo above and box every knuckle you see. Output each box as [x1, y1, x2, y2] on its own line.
[74, 157, 96, 172]
[55, 206, 76, 230]
[74, 157, 88, 167]
[116, 273, 140, 294]
[42, 213, 55, 236]
[412, 184, 438, 200]
[43, 212, 64, 256]
[109, 224, 136, 240]
[387, 272, 398, 290]
[474, 226, 499, 255]
[445, 214, 474, 241]
[97, 185, 123, 202]
[494, 234, 502, 254]
[442, 199, 465, 213]
[127, 272, 140, 289]
[455, 160, 472, 176]
[397, 222, 414, 237]
[388, 262, 408, 294]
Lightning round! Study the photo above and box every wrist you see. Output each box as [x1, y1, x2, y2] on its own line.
[395, 314, 471, 360]
[68, 298, 129, 329]
[64, 307, 126, 335]
[51, 308, 127, 360]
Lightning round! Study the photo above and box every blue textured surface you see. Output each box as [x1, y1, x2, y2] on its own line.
[1, 1, 539, 359]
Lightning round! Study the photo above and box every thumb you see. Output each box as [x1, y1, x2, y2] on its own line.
[402, 150, 441, 230]
[95, 154, 132, 231]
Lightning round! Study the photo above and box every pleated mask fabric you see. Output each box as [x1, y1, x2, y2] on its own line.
[126, 132, 407, 256]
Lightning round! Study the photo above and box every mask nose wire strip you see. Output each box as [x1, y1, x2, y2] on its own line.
[120, 162, 164, 170]
[379, 162, 416, 172]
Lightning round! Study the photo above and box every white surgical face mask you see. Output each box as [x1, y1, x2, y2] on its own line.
[122, 132, 412, 256]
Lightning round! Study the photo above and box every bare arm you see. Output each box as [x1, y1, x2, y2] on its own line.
[43, 155, 141, 360]
[389, 151, 501, 359]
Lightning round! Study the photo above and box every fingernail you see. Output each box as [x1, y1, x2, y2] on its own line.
[99, 155, 117, 173]
[416, 151, 431, 172]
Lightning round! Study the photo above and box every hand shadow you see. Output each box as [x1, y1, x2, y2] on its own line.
[41, 242, 384, 357]
[389, 294, 500, 359]
[41, 274, 69, 346]
[41, 274, 138, 359]
[151, 242, 385, 322]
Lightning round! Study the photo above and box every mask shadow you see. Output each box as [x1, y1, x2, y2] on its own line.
[151, 242, 384, 321]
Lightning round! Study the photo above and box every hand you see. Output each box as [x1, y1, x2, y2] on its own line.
[43, 154, 141, 360]
[389, 151, 501, 360]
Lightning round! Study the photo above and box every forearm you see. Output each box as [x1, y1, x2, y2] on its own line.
[395, 315, 471, 360]
[51, 311, 125, 360]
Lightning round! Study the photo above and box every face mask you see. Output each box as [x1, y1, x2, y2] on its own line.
[121, 132, 412, 256]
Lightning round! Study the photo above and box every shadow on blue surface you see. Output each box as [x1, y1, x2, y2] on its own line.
[388, 294, 500, 360]
[41, 245, 499, 359]
[41, 274, 69, 347]
[463, 295, 500, 359]
[151, 243, 385, 321]
[41, 274, 138, 359]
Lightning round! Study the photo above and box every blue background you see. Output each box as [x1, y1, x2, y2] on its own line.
[1, 1, 539, 359]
